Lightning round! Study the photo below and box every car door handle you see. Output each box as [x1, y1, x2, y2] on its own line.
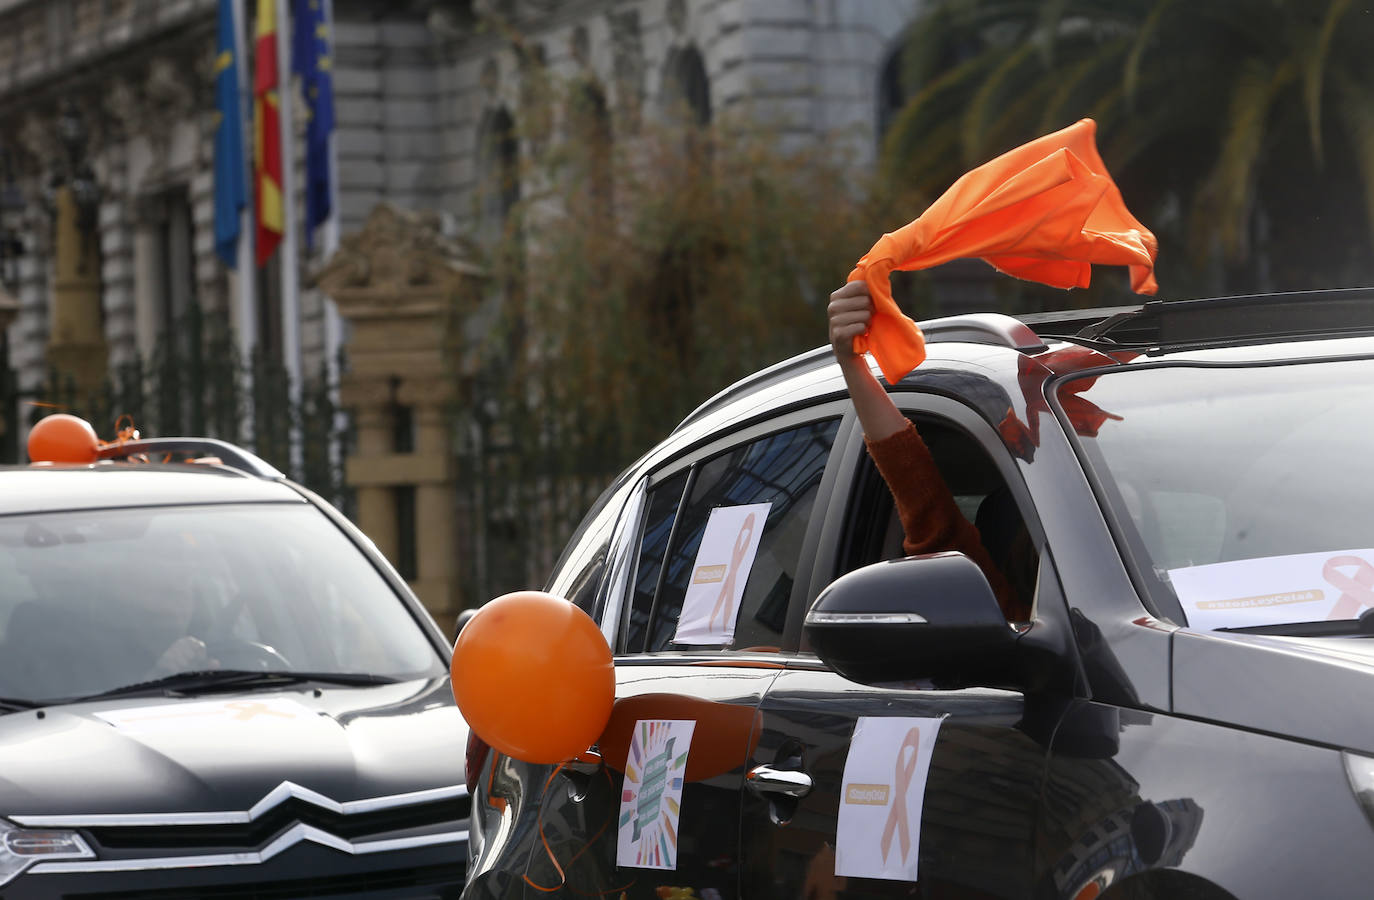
[745, 764, 813, 799]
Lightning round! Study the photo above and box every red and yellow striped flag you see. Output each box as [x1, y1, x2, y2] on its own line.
[253, 0, 283, 267]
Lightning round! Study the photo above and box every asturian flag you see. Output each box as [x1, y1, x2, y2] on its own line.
[253, 0, 284, 267]
[212, 0, 247, 267]
[293, 0, 334, 250]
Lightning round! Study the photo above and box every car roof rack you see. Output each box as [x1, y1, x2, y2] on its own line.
[674, 312, 1050, 432]
[921, 312, 1047, 352]
[97, 438, 285, 480]
[1067, 288, 1374, 346]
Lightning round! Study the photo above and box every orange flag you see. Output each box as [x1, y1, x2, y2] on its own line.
[253, 0, 283, 267]
[849, 118, 1158, 383]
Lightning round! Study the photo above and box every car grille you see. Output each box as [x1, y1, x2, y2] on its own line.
[18, 781, 469, 891]
[84, 794, 468, 851]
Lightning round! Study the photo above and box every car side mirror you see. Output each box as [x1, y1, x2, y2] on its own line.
[804, 552, 1017, 687]
[452, 608, 478, 645]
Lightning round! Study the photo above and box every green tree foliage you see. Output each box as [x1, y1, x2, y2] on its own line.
[458, 69, 882, 597]
[481, 105, 874, 474]
[883, 0, 1374, 296]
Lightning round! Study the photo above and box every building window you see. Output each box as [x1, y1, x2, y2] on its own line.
[567, 80, 614, 227]
[393, 484, 418, 581]
[877, 46, 907, 142]
[661, 45, 711, 127]
[144, 187, 197, 347]
[476, 106, 520, 247]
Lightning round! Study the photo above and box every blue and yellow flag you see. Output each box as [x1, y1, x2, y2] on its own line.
[293, 0, 334, 250]
[213, 0, 247, 267]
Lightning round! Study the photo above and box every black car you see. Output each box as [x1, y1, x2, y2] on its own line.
[462, 290, 1374, 899]
[0, 435, 469, 898]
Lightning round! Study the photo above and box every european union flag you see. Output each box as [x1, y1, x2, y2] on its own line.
[293, 0, 334, 250]
[213, 0, 247, 267]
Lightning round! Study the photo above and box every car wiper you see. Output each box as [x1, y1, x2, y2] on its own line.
[1215, 618, 1374, 637]
[0, 696, 39, 712]
[77, 669, 401, 701]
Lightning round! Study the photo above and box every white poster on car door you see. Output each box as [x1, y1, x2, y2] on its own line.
[672, 502, 771, 646]
[616, 718, 695, 870]
[835, 715, 943, 882]
[1169, 549, 1374, 631]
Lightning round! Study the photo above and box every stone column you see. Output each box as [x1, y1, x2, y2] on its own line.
[316, 204, 483, 633]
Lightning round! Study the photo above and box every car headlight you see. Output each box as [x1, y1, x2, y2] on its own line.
[0, 818, 94, 887]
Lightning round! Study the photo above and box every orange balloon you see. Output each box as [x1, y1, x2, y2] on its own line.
[27, 414, 99, 464]
[450, 591, 614, 765]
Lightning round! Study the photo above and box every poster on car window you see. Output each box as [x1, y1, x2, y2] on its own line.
[616, 718, 695, 870]
[835, 715, 943, 882]
[672, 502, 771, 646]
[1169, 549, 1374, 631]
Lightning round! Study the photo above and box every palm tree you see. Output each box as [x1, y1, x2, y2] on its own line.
[882, 0, 1374, 298]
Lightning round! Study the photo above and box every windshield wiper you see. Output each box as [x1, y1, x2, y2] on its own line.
[76, 669, 401, 701]
[1215, 618, 1374, 637]
[0, 696, 39, 712]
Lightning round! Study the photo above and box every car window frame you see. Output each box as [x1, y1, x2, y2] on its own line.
[606, 400, 857, 656]
[790, 390, 1047, 648]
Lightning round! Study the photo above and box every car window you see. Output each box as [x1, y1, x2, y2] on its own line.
[624, 469, 690, 650]
[1061, 357, 1374, 630]
[621, 418, 841, 654]
[838, 414, 1039, 614]
[0, 503, 446, 701]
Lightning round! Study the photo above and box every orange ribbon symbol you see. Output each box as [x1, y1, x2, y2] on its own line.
[1322, 555, 1374, 620]
[225, 701, 294, 721]
[709, 513, 757, 632]
[880, 726, 922, 864]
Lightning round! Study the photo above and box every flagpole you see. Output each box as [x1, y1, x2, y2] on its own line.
[276, 0, 303, 474]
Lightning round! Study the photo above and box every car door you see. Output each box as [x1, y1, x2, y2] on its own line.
[524, 405, 852, 899]
[740, 394, 1053, 899]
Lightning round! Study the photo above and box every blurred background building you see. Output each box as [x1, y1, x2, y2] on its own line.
[0, 0, 926, 630]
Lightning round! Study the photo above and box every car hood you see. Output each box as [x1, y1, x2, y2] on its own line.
[1173, 628, 1374, 754]
[0, 677, 468, 817]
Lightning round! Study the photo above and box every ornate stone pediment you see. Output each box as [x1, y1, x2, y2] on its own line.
[315, 203, 484, 319]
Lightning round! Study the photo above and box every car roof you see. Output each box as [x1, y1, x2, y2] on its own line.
[676, 288, 1374, 436]
[0, 465, 305, 516]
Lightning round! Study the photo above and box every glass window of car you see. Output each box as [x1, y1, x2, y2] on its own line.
[837, 414, 1038, 615]
[0, 503, 446, 701]
[1061, 358, 1374, 626]
[622, 418, 840, 653]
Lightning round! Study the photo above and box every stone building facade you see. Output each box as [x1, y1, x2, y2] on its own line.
[0, 0, 922, 628]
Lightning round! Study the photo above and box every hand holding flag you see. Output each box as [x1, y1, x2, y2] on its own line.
[848, 118, 1158, 383]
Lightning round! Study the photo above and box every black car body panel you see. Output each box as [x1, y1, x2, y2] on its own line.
[463, 296, 1374, 900]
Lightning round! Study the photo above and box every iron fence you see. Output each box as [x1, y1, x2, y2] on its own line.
[0, 304, 350, 512]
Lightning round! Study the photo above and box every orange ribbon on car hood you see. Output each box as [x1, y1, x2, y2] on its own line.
[849, 118, 1158, 383]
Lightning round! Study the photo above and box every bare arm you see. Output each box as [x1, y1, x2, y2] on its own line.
[827, 280, 908, 441]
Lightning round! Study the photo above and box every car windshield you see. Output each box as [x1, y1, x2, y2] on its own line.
[0, 503, 446, 702]
[1062, 356, 1374, 632]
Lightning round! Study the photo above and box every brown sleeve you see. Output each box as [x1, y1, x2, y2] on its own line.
[864, 421, 1018, 619]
